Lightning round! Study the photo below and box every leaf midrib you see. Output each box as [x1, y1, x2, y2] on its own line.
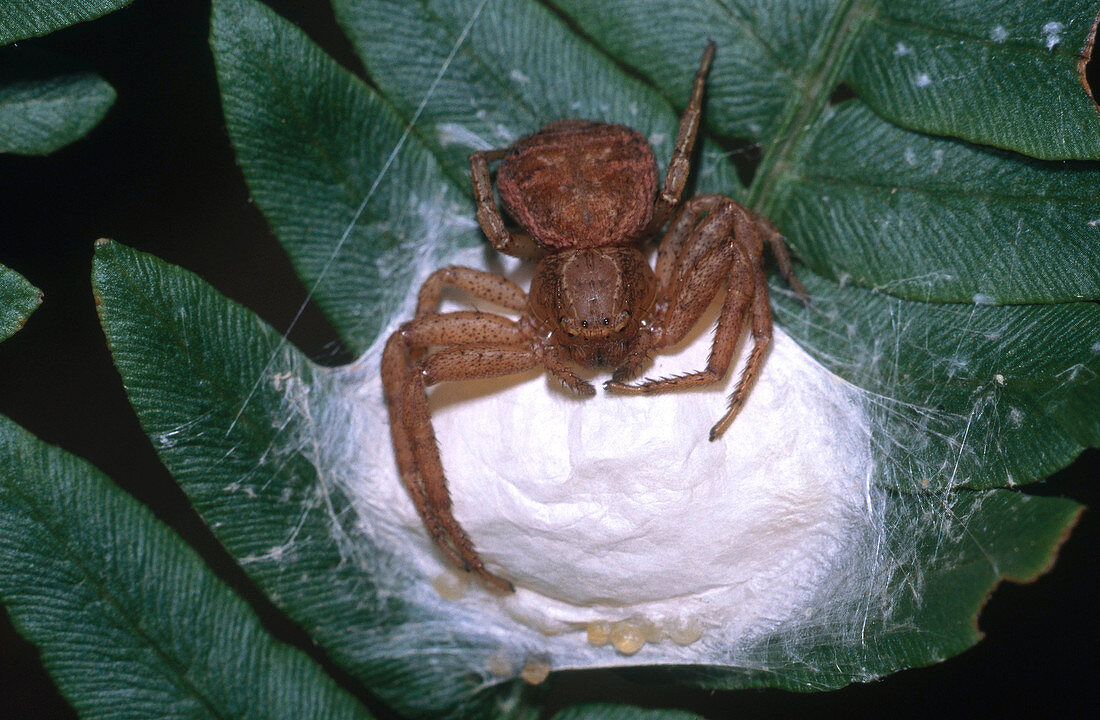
[792, 169, 1100, 205]
[748, 0, 876, 214]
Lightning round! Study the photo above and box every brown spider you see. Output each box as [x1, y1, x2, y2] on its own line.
[381, 43, 806, 592]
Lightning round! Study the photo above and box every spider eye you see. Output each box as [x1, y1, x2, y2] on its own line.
[602, 318, 610, 326]
[613, 310, 631, 332]
[559, 317, 579, 337]
[581, 320, 588, 328]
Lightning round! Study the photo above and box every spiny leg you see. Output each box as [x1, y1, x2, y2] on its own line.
[410, 267, 527, 368]
[609, 199, 769, 432]
[470, 150, 544, 260]
[650, 196, 758, 351]
[751, 212, 809, 303]
[381, 333, 465, 571]
[408, 343, 540, 592]
[606, 244, 753, 395]
[402, 311, 527, 346]
[469, 148, 509, 252]
[654, 194, 738, 295]
[611, 203, 747, 387]
[608, 199, 749, 392]
[383, 312, 537, 592]
[653, 201, 707, 295]
[709, 260, 773, 440]
[663, 197, 807, 306]
[543, 346, 596, 396]
[415, 266, 527, 317]
[418, 344, 540, 385]
[644, 41, 715, 237]
[608, 339, 650, 385]
[400, 377, 487, 575]
[607, 228, 743, 389]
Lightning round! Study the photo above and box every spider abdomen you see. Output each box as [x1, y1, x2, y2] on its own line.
[497, 120, 658, 250]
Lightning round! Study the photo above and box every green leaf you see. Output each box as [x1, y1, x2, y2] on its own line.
[0, 0, 135, 44]
[779, 101, 1100, 303]
[0, 412, 375, 720]
[551, 705, 706, 720]
[0, 51, 116, 155]
[848, 0, 1100, 161]
[93, 239, 528, 719]
[553, 0, 1100, 160]
[547, 0, 838, 146]
[210, 0, 481, 353]
[774, 271, 1100, 490]
[0, 263, 41, 342]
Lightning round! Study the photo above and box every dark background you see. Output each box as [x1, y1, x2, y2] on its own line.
[1, 1, 1097, 718]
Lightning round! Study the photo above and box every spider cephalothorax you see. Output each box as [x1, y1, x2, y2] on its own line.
[382, 43, 806, 592]
[528, 246, 656, 368]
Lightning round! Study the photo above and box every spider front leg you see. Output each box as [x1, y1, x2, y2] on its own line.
[414, 265, 527, 317]
[382, 311, 540, 593]
[708, 260, 773, 440]
[644, 41, 715, 237]
[543, 346, 597, 396]
[609, 340, 651, 385]
[606, 197, 774, 440]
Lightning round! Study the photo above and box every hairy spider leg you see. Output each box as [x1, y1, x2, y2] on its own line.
[470, 150, 544, 260]
[608, 196, 753, 382]
[382, 311, 539, 593]
[381, 335, 464, 568]
[752, 212, 810, 303]
[414, 264, 597, 396]
[644, 41, 716, 238]
[605, 196, 773, 440]
[543, 345, 598, 396]
[709, 258, 773, 440]
[415, 265, 527, 317]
